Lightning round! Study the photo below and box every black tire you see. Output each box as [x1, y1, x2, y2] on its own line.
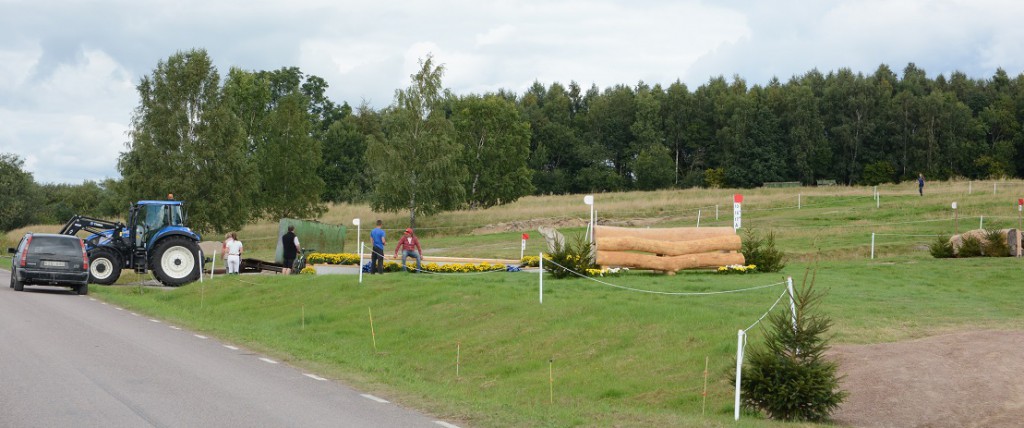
[12, 270, 24, 291]
[9, 270, 15, 289]
[89, 248, 123, 285]
[151, 236, 201, 287]
[76, 283, 89, 295]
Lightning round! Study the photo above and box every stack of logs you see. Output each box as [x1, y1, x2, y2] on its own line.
[594, 225, 745, 274]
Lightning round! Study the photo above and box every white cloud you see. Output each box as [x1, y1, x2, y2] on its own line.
[3, 0, 1024, 183]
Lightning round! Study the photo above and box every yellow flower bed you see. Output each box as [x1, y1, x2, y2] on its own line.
[308, 252, 507, 273]
[716, 264, 757, 274]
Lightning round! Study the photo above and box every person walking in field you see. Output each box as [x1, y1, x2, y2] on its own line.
[225, 232, 243, 274]
[394, 228, 423, 273]
[370, 220, 386, 274]
[918, 173, 925, 196]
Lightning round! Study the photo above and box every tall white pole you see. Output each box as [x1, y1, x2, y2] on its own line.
[352, 218, 361, 258]
[696, 209, 701, 228]
[798, 193, 801, 209]
[734, 329, 745, 421]
[358, 242, 365, 284]
[584, 195, 595, 244]
[871, 233, 876, 259]
[539, 252, 544, 304]
[980, 216, 984, 230]
[210, 250, 217, 280]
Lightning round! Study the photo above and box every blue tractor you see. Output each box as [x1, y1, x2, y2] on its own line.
[59, 200, 204, 286]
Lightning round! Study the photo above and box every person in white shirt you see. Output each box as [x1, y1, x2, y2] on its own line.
[225, 232, 243, 274]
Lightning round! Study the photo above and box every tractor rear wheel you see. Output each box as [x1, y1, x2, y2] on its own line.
[151, 236, 201, 287]
[89, 248, 123, 285]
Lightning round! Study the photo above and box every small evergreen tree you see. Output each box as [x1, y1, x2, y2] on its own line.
[741, 229, 786, 272]
[929, 235, 954, 258]
[544, 232, 596, 279]
[737, 267, 846, 422]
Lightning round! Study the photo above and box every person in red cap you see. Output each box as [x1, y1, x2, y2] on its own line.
[393, 227, 423, 272]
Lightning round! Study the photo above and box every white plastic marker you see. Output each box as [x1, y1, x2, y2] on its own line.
[786, 277, 797, 333]
[871, 233, 875, 259]
[733, 194, 743, 231]
[354, 218, 362, 284]
[520, 233, 529, 261]
[952, 202, 959, 235]
[210, 250, 217, 280]
[696, 209, 701, 228]
[369, 307, 378, 353]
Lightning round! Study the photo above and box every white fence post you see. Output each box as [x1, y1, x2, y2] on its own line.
[871, 233, 876, 259]
[980, 216, 984, 230]
[358, 242, 365, 284]
[798, 193, 801, 209]
[786, 277, 797, 333]
[734, 329, 745, 421]
[697, 209, 701, 228]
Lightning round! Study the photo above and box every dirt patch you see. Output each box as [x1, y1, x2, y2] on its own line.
[830, 330, 1024, 427]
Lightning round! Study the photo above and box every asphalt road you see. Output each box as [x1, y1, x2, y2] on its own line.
[0, 268, 458, 428]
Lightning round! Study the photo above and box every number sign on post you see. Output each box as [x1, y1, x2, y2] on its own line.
[733, 194, 743, 231]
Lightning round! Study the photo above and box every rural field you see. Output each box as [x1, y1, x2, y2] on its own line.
[6, 179, 1024, 427]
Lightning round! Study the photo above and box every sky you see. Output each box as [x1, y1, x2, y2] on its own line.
[2, 0, 1024, 184]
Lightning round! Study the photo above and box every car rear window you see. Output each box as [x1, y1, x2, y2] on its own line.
[30, 236, 82, 254]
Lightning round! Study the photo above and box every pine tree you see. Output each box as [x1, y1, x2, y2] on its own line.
[739, 268, 847, 421]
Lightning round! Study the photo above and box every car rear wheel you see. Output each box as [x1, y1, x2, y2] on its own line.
[76, 283, 89, 295]
[12, 271, 24, 291]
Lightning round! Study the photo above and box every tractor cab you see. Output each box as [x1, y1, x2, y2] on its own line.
[129, 201, 195, 250]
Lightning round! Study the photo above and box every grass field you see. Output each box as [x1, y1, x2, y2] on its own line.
[6, 179, 1024, 426]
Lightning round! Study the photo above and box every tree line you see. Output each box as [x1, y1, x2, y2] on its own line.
[4, 49, 1024, 233]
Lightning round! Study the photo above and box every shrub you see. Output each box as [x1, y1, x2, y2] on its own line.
[544, 232, 596, 279]
[736, 267, 847, 422]
[958, 235, 984, 257]
[300, 266, 317, 275]
[741, 229, 786, 273]
[983, 229, 1009, 257]
[929, 236, 954, 258]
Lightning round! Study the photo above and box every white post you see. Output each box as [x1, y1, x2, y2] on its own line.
[210, 250, 217, 280]
[716, 204, 719, 220]
[539, 252, 544, 304]
[786, 277, 797, 333]
[589, 194, 598, 243]
[520, 238, 526, 261]
[734, 329, 745, 421]
[696, 209, 701, 228]
[980, 216, 984, 230]
[969, 181, 972, 194]
[876, 193, 880, 209]
[871, 233, 876, 259]
[198, 249, 204, 283]
[358, 242, 365, 284]
[994, 182, 997, 195]
[873, 186, 877, 201]
[352, 218, 361, 261]
[798, 193, 801, 209]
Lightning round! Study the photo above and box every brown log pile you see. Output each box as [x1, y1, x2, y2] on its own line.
[594, 225, 744, 273]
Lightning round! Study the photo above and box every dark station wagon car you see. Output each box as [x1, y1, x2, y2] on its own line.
[8, 233, 90, 295]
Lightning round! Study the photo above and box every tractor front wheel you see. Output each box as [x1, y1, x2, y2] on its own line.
[151, 237, 201, 287]
[89, 248, 123, 285]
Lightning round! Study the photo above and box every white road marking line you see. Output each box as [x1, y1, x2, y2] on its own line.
[259, 357, 278, 364]
[101, 302, 108, 305]
[361, 394, 389, 403]
[194, 334, 208, 339]
[223, 345, 239, 350]
[169, 326, 182, 330]
[149, 319, 160, 323]
[88, 298, 96, 301]
[303, 373, 327, 381]
[434, 422, 461, 428]
[130, 312, 139, 316]
[115, 307, 123, 311]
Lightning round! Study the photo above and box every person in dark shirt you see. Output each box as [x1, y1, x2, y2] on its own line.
[282, 225, 300, 273]
[918, 173, 925, 196]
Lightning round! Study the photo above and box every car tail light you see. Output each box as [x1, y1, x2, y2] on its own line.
[19, 235, 32, 267]
[81, 240, 89, 270]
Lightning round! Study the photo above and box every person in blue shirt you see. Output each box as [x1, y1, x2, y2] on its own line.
[370, 219, 386, 274]
[918, 173, 925, 196]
